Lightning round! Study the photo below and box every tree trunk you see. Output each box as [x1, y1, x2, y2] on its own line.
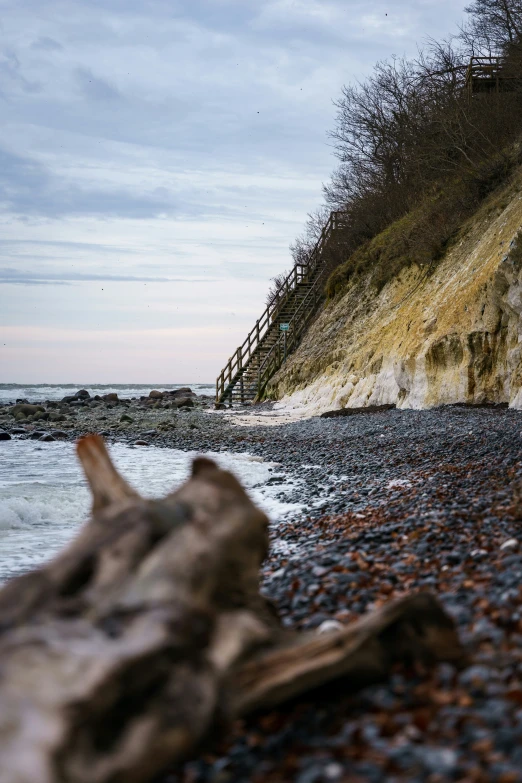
[0, 436, 465, 783]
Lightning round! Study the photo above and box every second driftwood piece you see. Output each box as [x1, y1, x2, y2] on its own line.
[0, 436, 465, 783]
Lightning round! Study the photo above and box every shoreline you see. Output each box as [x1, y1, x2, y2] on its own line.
[2, 394, 522, 779]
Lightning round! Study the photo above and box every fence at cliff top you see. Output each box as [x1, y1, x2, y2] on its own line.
[215, 211, 348, 406]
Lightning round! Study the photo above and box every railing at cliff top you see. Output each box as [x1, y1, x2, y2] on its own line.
[465, 55, 521, 101]
[215, 210, 347, 405]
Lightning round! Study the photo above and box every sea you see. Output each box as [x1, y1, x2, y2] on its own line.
[0, 383, 216, 404]
[0, 387, 302, 581]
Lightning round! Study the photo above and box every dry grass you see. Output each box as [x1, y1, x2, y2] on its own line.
[326, 149, 522, 299]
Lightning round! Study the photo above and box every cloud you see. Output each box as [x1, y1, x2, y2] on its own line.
[0, 267, 213, 285]
[2, 279, 73, 286]
[0, 0, 469, 380]
[75, 67, 122, 102]
[0, 147, 182, 219]
[0, 48, 42, 94]
[31, 36, 63, 52]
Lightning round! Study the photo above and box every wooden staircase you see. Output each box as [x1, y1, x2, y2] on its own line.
[215, 211, 347, 406]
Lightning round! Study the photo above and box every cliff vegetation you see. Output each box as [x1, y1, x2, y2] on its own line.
[266, 1, 522, 411]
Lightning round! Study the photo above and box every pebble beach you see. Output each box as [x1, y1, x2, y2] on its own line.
[2, 390, 522, 781]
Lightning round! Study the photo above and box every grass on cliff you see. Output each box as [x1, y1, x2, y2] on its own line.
[326, 151, 522, 299]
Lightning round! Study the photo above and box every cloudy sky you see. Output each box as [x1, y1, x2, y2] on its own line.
[0, 0, 468, 384]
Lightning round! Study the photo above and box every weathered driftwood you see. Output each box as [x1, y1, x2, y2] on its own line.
[0, 436, 465, 783]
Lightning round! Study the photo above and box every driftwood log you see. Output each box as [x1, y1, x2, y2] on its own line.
[0, 436, 466, 783]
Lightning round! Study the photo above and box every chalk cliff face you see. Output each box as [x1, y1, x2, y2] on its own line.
[268, 183, 522, 414]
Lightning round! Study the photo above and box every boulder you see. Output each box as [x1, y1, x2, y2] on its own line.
[10, 404, 45, 418]
[11, 428, 26, 435]
[133, 440, 149, 446]
[75, 390, 91, 399]
[29, 431, 47, 440]
[148, 390, 164, 399]
[173, 397, 195, 409]
[0, 431, 11, 441]
[169, 388, 194, 397]
[102, 393, 119, 402]
[39, 434, 56, 442]
[15, 412, 27, 422]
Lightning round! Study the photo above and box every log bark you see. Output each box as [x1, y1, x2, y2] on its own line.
[0, 436, 466, 783]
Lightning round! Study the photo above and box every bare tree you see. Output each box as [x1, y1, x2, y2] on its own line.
[460, 0, 522, 54]
[285, 0, 522, 297]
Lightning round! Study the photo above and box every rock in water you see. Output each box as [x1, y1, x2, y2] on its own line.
[0, 431, 11, 441]
[148, 390, 163, 399]
[9, 404, 45, 418]
[75, 389, 91, 399]
[102, 393, 119, 402]
[38, 434, 56, 442]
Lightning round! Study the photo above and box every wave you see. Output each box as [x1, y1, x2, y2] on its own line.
[0, 383, 215, 404]
[0, 441, 303, 583]
[0, 493, 87, 530]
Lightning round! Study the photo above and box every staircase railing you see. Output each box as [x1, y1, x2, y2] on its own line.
[252, 260, 333, 401]
[215, 210, 347, 405]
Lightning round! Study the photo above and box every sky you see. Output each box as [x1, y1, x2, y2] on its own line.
[0, 0, 469, 384]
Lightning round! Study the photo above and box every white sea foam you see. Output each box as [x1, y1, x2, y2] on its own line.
[0, 440, 303, 581]
[0, 383, 215, 404]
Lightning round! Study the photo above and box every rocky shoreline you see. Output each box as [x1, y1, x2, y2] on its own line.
[3, 393, 522, 781]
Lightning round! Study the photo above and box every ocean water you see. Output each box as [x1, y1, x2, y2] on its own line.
[0, 439, 302, 582]
[0, 383, 215, 404]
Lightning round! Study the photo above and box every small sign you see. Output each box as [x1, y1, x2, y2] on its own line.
[280, 323, 290, 332]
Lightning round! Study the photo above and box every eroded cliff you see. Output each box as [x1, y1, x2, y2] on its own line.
[268, 176, 522, 413]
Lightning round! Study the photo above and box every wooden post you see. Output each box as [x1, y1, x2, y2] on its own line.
[238, 348, 244, 404]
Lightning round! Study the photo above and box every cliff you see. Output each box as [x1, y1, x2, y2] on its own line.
[268, 173, 522, 413]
